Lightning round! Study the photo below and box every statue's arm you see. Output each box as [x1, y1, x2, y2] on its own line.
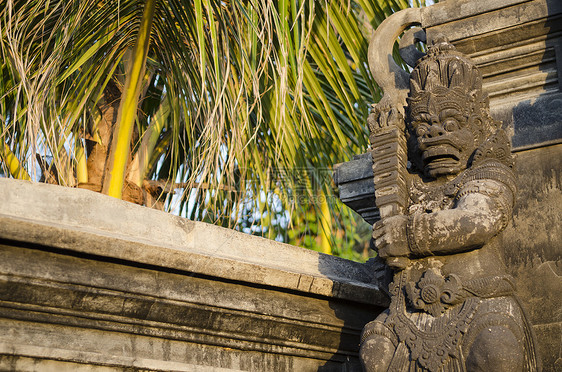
[408, 179, 512, 256]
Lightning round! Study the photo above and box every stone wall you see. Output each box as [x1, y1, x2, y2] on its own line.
[424, 0, 562, 151]
[0, 178, 388, 371]
[499, 144, 562, 371]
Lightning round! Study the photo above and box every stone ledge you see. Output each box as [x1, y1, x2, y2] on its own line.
[0, 178, 387, 306]
[0, 178, 386, 371]
[0, 241, 381, 370]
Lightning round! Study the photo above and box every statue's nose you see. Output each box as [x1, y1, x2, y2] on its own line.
[424, 124, 445, 139]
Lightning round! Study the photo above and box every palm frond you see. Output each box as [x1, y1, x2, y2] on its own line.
[0, 0, 425, 257]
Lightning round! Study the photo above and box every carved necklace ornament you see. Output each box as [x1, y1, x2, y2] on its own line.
[405, 269, 463, 316]
[359, 12, 540, 371]
[387, 270, 481, 371]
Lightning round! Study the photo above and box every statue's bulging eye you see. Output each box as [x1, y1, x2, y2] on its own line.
[415, 124, 429, 137]
[443, 119, 459, 132]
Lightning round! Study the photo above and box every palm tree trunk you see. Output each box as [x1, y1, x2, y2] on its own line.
[79, 81, 121, 193]
[102, 0, 156, 199]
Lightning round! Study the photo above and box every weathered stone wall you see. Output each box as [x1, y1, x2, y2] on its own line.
[0, 178, 388, 371]
[424, 0, 562, 151]
[500, 144, 562, 371]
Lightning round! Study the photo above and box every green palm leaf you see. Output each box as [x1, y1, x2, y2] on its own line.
[0, 0, 429, 258]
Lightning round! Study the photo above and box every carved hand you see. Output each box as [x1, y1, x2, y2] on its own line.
[372, 215, 410, 260]
[409, 186, 508, 256]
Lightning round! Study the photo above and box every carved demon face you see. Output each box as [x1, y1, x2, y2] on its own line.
[409, 89, 478, 178]
[406, 38, 494, 179]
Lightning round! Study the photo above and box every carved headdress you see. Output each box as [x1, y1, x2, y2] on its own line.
[406, 36, 512, 172]
[408, 36, 499, 139]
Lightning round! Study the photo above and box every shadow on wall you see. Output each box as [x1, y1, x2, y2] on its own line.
[316, 255, 387, 372]
[511, 96, 562, 150]
[492, 1, 562, 370]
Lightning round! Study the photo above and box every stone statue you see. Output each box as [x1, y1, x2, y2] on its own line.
[358, 18, 541, 372]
